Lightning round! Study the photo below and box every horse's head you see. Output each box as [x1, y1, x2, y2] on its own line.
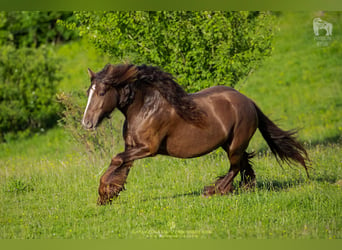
[82, 64, 138, 129]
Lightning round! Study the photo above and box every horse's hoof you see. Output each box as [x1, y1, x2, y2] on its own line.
[97, 196, 114, 206]
[201, 193, 212, 198]
[202, 185, 216, 197]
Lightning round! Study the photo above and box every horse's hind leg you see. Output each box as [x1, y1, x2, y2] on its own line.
[203, 149, 244, 196]
[240, 152, 256, 190]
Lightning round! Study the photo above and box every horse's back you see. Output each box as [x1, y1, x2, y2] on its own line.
[193, 86, 257, 124]
[193, 86, 252, 105]
[162, 86, 258, 158]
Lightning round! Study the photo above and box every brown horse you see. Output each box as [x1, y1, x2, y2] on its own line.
[82, 64, 310, 205]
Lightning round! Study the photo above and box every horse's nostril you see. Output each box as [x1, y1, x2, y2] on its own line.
[82, 119, 93, 129]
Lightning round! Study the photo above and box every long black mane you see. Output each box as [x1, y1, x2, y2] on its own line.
[136, 65, 207, 127]
[100, 64, 207, 127]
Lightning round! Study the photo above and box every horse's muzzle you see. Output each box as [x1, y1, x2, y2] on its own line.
[82, 120, 93, 129]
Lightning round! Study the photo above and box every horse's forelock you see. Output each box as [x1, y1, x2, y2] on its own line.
[97, 64, 138, 86]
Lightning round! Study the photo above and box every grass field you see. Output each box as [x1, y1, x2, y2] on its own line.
[0, 12, 341, 239]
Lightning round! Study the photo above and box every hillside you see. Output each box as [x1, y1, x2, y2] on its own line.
[237, 11, 342, 150]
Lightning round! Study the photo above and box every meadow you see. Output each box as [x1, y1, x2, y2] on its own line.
[0, 12, 341, 239]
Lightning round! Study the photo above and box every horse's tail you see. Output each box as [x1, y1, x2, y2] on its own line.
[253, 103, 310, 177]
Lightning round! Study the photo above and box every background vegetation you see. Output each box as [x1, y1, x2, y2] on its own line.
[0, 45, 61, 141]
[68, 11, 274, 91]
[0, 11, 341, 239]
[0, 11, 77, 48]
[0, 11, 77, 142]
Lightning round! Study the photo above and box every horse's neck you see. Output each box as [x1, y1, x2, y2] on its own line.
[119, 86, 165, 119]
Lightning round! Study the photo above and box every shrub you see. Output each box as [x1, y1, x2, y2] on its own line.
[0, 11, 78, 48]
[71, 11, 274, 91]
[0, 11, 80, 142]
[0, 45, 62, 141]
[57, 90, 123, 159]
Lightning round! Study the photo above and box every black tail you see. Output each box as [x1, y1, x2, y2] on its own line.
[254, 103, 310, 177]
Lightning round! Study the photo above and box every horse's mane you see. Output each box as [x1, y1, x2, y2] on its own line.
[97, 64, 207, 127]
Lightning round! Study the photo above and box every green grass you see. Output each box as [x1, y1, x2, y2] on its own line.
[1, 140, 341, 239]
[56, 38, 110, 93]
[1, 12, 341, 239]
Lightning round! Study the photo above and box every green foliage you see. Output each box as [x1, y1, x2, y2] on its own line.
[6, 177, 34, 193]
[0, 45, 62, 141]
[0, 11, 79, 142]
[71, 11, 274, 91]
[0, 11, 78, 48]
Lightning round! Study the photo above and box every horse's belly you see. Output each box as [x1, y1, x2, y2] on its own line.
[161, 127, 228, 158]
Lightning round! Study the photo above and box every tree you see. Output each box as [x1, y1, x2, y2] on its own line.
[72, 11, 274, 91]
[0, 11, 77, 141]
[0, 11, 78, 48]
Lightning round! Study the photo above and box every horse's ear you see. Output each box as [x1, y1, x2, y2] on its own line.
[104, 64, 115, 74]
[87, 68, 96, 79]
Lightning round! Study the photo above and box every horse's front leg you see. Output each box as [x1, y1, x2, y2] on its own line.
[97, 159, 132, 205]
[97, 146, 151, 205]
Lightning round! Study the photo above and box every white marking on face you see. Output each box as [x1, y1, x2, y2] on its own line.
[82, 84, 96, 125]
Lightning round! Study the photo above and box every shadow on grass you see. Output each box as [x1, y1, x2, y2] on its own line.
[116, 154, 340, 205]
[306, 134, 342, 148]
[254, 179, 306, 192]
[141, 190, 204, 203]
[131, 173, 339, 204]
[128, 179, 300, 204]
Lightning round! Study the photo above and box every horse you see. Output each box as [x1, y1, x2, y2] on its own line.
[81, 64, 310, 205]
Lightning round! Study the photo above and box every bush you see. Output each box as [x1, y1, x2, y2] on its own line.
[57, 90, 123, 159]
[71, 11, 274, 91]
[0, 11, 78, 48]
[0, 11, 80, 142]
[0, 45, 62, 141]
